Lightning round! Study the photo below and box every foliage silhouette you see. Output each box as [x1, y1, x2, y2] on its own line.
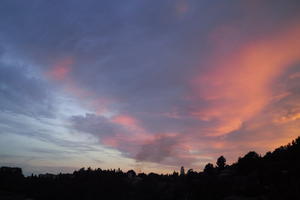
[203, 163, 214, 174]
[216, 155, 226, 169]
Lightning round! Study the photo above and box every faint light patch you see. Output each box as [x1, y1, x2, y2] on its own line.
[175, 0, 189, 16]
[111, 114, 139, 129]
[274, 111, 300, 124]
[289, 72, 300, 79]
[0, 82, 8, 90]
[55, 94, 91, 118]
[270, 92, 291, 102]
[46, 57, 73, 81]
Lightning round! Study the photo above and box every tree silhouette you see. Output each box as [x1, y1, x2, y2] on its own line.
[243, 151, 260, 160]
[204, 163, 214, 174]
[237, 151, 261, 174]
[216, 156, 226, 169]
[180, 166, 185, 176]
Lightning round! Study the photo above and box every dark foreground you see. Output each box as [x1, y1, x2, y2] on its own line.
[1, 137, 300, 200]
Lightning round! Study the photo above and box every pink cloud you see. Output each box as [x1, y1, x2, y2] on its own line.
[47, 23, 300, 171]
[190, 23, 300, 137]
[46, 57, 73, 81]
[111, 115, 139, 130]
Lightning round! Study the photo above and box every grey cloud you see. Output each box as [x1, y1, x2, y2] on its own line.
[136, 134, 195, 166]
[69, 113, 196, 166]
[0, 63, 54, 118]
[70, 113, 127, 137]
[0, 112, 100, 154]
[136, 135, 178, 163]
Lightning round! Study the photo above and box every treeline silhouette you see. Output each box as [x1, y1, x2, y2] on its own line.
[1, 136, 300, 200]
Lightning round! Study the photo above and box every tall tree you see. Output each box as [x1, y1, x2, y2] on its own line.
[216, 156, 226, 169]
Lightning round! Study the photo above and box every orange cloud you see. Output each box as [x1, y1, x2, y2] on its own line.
[191, 23, 300, 136]
[274, 110, 300, 124]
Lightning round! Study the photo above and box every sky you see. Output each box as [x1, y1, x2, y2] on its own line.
[0, 0, 300, 175]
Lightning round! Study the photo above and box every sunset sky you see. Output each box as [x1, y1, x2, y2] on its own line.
[1, 0, 300, 175]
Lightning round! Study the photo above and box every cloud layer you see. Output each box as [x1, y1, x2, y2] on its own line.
[1, 0, 300, 173]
